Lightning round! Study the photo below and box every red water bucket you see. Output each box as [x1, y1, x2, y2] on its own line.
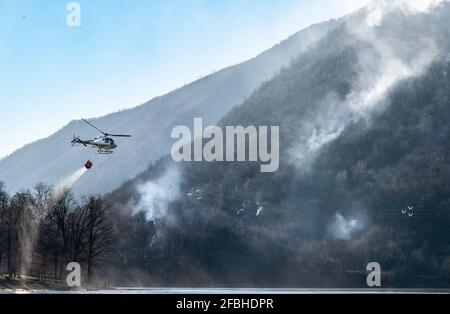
[85, 160, 93, 169]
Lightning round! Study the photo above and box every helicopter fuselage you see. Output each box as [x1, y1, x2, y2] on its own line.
[91, 137, 117, 149]
[72, 136, 117, 154]
[70, 119, 131, 154]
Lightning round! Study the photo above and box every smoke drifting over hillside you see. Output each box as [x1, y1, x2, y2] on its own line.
[134, 167, 182, 221]
[329, 213, 365, 240]
[369, 0, 449, 17]
[288, 2, 441, 171]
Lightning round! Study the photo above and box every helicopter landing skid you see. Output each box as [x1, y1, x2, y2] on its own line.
[98, 149, 113, 154]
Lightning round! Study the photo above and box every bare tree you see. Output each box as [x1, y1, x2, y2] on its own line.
[84, 197, 113, 282]
[30, 183, 53, 281]
[42, 189, 76, 278]
[0, 182, 9, 273]
[6, 191, 33, 278]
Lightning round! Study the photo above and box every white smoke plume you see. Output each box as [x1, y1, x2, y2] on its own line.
[134, 167, 182, 221]
[288, 1, 442, 170]
[368, 0, 449, 19]
[329, 213, 365, 240]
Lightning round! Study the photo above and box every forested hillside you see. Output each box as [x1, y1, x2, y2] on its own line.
[2, 1, 450, 288]
[100, 3, 450, 287]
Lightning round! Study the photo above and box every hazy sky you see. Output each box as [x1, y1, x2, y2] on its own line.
[0, 0, 370, 159]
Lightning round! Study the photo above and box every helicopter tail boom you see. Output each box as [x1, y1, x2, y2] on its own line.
[71, 135, 88, 147]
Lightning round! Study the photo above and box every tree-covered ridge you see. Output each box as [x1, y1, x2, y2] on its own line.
[99, 6, 450, 286]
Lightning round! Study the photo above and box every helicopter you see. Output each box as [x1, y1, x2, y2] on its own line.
[71, 119, 131, 154]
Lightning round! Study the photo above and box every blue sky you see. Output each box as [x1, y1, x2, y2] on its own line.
[0, 0, 370, 159]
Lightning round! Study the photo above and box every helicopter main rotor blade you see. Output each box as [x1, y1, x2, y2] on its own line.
[81, 119, 107, 135]
[81, 119, 131, 138]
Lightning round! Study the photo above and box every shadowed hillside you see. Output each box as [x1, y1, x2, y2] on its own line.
[102, 2, 450, 287]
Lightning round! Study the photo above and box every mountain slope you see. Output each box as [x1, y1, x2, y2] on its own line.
[0, 20, 337, 196]
[103, 1, 450, 286]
